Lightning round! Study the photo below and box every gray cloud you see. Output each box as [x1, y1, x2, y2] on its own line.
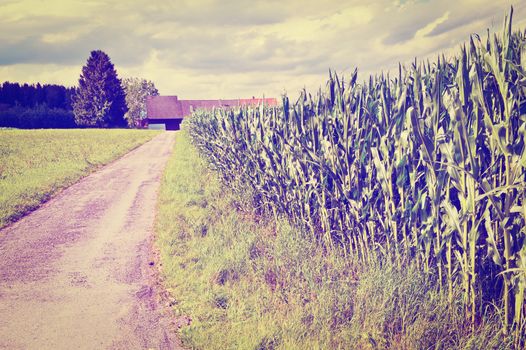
[139, 1, 289, 27]
[382, 15, 438, 45]
[0, 15, 82, 43]
[0, 15, 156, 67]
[0, 0, 525, 99]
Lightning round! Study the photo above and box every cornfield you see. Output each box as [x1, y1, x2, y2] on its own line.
[188, 9, 526, 342]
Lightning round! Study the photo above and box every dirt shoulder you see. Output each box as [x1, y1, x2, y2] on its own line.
[0, 132, 184, 349]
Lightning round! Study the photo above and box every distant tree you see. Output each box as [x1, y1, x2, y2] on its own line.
[43, 85, 65, 109]
[72, 50, 127, 127]
[0, 82, 21, 106]
[122, 77, 159, 128]
[0, 82, 71, 109]
[64, 87, 76, 111]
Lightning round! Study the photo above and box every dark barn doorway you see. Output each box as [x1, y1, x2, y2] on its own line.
[147, 118, 183, 131]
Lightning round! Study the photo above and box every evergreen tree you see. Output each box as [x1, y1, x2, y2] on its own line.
[122, 77, 159, 128]
[72, 50, 127, 127]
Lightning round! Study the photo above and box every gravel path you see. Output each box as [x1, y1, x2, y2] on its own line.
[0, 132, 183, 349]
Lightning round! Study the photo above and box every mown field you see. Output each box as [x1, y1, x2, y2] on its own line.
[158, 10, 526, 350]
[0, 128, 159, 228]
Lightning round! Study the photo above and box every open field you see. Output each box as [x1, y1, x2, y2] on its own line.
[0, 128, 159, 228]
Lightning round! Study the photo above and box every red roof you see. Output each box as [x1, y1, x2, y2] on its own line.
[146, 96, 181, 119]
[146, 96, 278, 120]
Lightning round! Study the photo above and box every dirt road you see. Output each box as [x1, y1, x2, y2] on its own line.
[0, 132, 183, 349]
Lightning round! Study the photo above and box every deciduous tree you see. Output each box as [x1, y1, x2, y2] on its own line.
[122, 77, 159, 128]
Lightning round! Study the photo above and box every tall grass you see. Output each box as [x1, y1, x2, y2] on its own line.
[187, 9, 526, 344]
[0, 128, 159, 228]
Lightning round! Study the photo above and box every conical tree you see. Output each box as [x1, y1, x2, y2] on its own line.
[73, 50, 127, 127]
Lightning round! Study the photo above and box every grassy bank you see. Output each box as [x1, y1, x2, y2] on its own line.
[157, 130, 512, 349]
[0, 128, 159, 228]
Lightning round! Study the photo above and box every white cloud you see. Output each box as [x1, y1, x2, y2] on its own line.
[415, 11, 450, 38]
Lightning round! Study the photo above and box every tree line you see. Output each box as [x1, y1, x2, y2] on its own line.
[0, 83, 77, 128]
[0, 82, 75, 110]
[0, 50, 158, 129]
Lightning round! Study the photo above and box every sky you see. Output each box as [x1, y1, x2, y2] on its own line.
[0, 0, 525, 99]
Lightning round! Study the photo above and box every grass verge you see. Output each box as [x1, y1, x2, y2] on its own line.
[157, 130, 513, 349]
[0, 128, 159, 228]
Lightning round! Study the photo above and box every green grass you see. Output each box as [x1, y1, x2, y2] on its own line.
[157, 130, 513, 349]
[0, 128, 160, 228]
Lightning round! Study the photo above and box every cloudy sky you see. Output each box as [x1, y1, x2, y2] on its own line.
[0, 0, 525, 99]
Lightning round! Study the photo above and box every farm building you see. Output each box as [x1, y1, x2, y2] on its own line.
[145, 95, 278, 130]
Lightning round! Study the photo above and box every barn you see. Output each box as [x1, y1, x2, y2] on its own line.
[145, 95, 278, 130]
[144, 96, 183, 130]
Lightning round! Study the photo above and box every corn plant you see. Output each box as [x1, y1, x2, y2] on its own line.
[187, 8, 526, 344]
